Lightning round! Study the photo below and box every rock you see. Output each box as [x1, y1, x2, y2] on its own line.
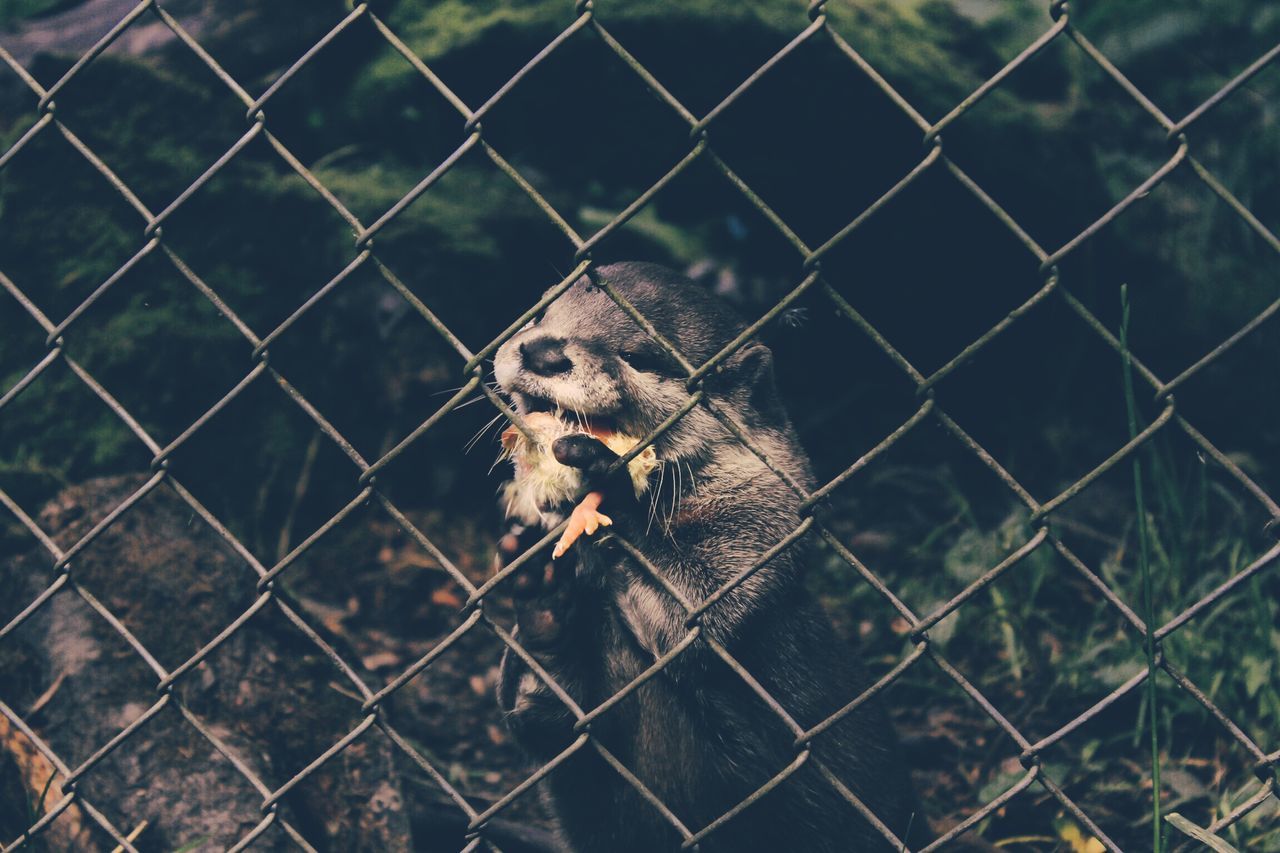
[0, 475, 412, 851]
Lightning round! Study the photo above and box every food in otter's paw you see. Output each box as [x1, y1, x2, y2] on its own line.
[498, 411, 658, 544]
[552, 490, 611, 559]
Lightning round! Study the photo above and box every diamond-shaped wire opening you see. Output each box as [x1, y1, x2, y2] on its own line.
[1048, 293, 1279, 522]
[202, 609, 383, 834]
[423, 621, 586, 816]
[763, 317, 921, 469]
[935, 531, 1146, 734]
[11, 479, 260, 666]
[820, 1, 1071, 137]
[960, 114, 1174, 268]
[41, 54, 253, 215]
[0, 126, 153, 324]
[597, 6, 828, 118]
[65, 700, 276, 850]
[354, 148, 581, 344]
[877, 668, 1053, 849]
[0, 358, 157, 547]
[1059, 417, 1277, 602]
[694, 33, 937, 248]
[813, 169, 1049, 377]
[913, 295, 1165, 505]
[251, 14, 478, 224]
[160, 378, 370, 559]
[1157, 554, 1280, 751]
[152, 134, 365, 321]
[0, 557, 183, 850]
[371, 614, 554, 835]
[31, 251, 260, 435]
[465, 30, 694, 210]
[0, 703, 134, 851]
[1063, 7, 1279, 124]
[2, 570, 163, 747]
[804, 435, 1156, 761]
[1062, 164, 1280, 384]
[353, 10, 600, 258]
[571, 152, 807, 293]
[244, 493, 484, 649]
[1170, 74, 1280, 204]
[247, 262, 438, 456]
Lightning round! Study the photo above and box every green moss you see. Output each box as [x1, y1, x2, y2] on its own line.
[0, 0, 73, 28]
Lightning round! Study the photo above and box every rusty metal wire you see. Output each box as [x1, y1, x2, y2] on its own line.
[0, 1, 1277, 850]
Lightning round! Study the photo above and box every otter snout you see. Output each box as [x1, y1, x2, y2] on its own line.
[520, 336, 572, 376]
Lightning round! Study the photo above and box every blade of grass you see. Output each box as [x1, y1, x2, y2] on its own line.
[1121, 283, 1163, 853]
[20, 768, 56, 851]
[1165, 813, 1239, 852]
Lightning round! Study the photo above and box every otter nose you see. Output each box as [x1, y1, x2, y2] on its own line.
[520, 336, 572, 376]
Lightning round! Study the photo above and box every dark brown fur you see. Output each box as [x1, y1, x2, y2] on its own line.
[494, 264, 916, 851]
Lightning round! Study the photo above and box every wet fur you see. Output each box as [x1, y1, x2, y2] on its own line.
[494, 263, 916, 851]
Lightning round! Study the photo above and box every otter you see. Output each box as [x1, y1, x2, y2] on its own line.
[492, 262, 916, 852]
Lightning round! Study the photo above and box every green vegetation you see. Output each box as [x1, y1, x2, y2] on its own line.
[811, 433, 1278, 848]
[0, 0, 72, 29]
[1121, 283, 1161, 853]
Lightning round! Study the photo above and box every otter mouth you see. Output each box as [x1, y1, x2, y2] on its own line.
[516, 393, 620, 436]
[518, 394, 556, 415]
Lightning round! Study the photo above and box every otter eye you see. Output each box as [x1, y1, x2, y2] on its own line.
[619, 348, 674, 375]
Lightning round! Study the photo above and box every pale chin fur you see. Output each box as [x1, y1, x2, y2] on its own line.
[498, 411, 583, 527]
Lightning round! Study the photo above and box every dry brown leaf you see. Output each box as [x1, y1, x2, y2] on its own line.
[431, 587, 463, 608]
[361, 651, 402, 671]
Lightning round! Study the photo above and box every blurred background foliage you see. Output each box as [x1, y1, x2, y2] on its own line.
[1, 0, 1278, 848]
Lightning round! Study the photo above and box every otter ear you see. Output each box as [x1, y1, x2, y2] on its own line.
[719, 343, 787, 428]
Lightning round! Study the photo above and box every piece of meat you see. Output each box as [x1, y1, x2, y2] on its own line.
[552, 490, 612, 559]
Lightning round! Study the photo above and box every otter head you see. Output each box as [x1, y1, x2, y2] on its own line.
[494, 262, 788, 468]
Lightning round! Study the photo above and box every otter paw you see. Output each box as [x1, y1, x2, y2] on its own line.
[494, 520, 547, 573]
[552, 491, 612, 559]
[512, 555, 577, 647]
[552, 433, 619, 476]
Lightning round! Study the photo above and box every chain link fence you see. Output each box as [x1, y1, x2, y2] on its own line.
[1, 0, 1277, 850]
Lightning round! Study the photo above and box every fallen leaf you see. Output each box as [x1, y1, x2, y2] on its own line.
[431, 587, 463, 608]
[361, 651, 402, 671]
[1057, 820, 1105, 853]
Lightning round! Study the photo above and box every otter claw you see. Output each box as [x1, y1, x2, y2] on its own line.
[553, 491, 612, 559]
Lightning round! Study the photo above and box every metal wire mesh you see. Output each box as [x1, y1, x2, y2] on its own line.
[0, 0, 1277, 850]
